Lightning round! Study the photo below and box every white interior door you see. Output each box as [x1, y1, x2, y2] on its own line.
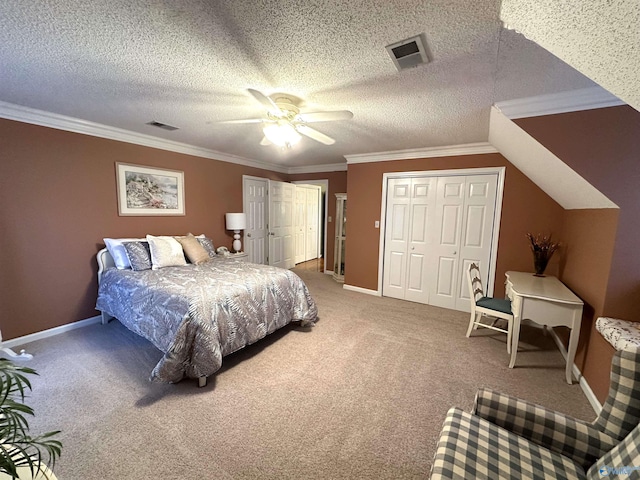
[242, 176, 268, 264]
[405, 177, 436, 303]
[382, 172, 498, 312]
[294, 187, 306, 264]
[382, 178, 411, 300]
[428, 177, 466, 310]
[292, 179, 328, 272]
[305, 185, 321, 261]
[382, 177, 436, 302]
[455, 175, 498, 311]
[268, 180, 295, 269]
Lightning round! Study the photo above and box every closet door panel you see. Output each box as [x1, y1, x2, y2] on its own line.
[383, 179, 411, 299]
[388, 251, 405, 288]
[429, 177, 465, 310]
[455, 175, 498, 311]
[404, 177, 435, 303]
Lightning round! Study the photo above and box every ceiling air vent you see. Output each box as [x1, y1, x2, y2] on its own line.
[146, 120, 179, 131]
[386, 34, 431, 71]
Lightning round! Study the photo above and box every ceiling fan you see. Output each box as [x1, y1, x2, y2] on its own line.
[222, 89, 353, 148]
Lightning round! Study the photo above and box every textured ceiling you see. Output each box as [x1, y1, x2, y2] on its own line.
[0, 0, 607, 169]
[501, 0, 640, 112]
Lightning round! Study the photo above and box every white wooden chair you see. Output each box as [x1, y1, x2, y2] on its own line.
[466, 263, 514, 353]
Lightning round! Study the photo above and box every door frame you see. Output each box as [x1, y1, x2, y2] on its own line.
[377, 167, 506, 298]
[292, 179, 329, 273]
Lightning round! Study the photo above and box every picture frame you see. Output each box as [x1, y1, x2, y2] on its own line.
[116, 162, 185, 216]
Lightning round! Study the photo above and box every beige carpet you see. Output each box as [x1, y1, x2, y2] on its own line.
[20, 269, 596, 479]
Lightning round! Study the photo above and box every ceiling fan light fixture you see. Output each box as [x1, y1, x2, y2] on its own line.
[263, 123, 301, 148]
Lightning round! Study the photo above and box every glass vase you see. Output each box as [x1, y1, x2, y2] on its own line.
[533, 251, 549, 277]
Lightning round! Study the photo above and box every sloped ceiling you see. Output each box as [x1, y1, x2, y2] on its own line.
[489, 107, 617, 210]
[0, 0, 605, 171]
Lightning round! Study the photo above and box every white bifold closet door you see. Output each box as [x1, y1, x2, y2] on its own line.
[383, 177, 436, 303]
[382, 174, 498, 312]
[294, 184, 321, 265]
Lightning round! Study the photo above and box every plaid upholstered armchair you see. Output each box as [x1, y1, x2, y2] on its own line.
[430, 349, 640, 479]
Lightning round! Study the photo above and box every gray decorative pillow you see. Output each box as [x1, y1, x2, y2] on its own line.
[197, 237, 217, 258]
[123, 241, 152, 271]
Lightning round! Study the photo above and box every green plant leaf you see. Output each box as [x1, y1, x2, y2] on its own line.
[0, 358, 61, 478]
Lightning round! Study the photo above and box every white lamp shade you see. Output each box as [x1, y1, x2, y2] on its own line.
[225, 212, 246, 230]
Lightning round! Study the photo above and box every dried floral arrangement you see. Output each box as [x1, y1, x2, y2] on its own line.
[526, 233, 560, 256]
[527, 233, 560, 276]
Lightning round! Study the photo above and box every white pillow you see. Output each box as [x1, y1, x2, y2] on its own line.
[147, 235, 187, 269]
[104, 238, 145, 269]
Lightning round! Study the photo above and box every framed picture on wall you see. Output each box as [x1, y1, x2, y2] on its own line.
[116, 163, 185, 216]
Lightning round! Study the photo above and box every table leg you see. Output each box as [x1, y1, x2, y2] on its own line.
[565, 307, 582, 384]
[509, 313, 521, 369]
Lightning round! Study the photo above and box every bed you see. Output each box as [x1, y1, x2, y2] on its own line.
[95, 245, 318, 387]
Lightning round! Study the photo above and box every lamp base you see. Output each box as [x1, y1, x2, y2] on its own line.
[232, 231, 242, 253]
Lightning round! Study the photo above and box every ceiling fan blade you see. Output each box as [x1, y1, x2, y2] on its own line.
[260, 136, 272, 146]
[296, 110, 353, 123]
[218, 118, 265, 124]
[247, 88, 281, 113]
[296, 125, 335, 145]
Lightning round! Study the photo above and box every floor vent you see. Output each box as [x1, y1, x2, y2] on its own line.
[146, 121, 179, 131]
[386, 34, 431, 71]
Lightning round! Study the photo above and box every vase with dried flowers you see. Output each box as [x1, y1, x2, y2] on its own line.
[527, 233, 560, 276]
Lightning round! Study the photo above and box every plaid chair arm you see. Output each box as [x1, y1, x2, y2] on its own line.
[586, 423, 640, 479]
[430, 407, 585, 479]
[473, 388, 618, 471]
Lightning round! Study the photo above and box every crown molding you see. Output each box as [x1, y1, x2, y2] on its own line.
[494, 86, 626, 120]
[0, 101, 290, 173]
[344, 142, 498, 164]
[288, 162, 347, 174]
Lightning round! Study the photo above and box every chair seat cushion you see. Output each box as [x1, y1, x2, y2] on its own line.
[430, 407, 585, 480]
[476, 297, 512, 315]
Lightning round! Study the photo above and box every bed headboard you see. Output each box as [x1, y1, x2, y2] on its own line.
[97, 248, 115, 284]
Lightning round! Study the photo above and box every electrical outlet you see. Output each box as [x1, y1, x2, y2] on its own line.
[328, 216, 332, 222]
[375, 220, 380, 228]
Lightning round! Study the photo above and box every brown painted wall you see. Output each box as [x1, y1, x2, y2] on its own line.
[288, 171, 348, 274]
[559, 209, 619, 398]
[0, 119, 288, 339]
[516, 106, 640, 319]
[344, 153, 565, 293]
[516, 105, 640, 401]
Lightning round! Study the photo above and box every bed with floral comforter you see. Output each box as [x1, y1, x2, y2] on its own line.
[96, 255, 318, 384]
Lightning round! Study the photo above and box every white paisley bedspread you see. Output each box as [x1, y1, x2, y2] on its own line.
[96, 257, 318, 383]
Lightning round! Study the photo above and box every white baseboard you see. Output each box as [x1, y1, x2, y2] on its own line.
[343, 284, 381, 296]
[546, 327, 602, 415]
[2, 315, 102, 349]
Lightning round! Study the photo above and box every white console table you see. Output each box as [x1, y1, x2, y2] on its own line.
[505, 271, 583, 384]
